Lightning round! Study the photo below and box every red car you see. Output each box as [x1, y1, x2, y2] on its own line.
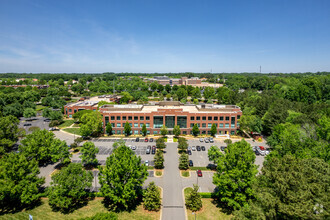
[145, 138, 148, 142]
[259, 146, 265, 151]
[197, 170, 203, 177]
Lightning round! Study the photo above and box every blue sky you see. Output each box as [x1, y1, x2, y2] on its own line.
[0, 0, 329, 73]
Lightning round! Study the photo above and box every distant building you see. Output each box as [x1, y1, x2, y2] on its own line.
[146, 76, 222, 88]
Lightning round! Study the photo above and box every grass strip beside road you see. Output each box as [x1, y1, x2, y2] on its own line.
[0, 198, 159, 220]
[58, 120, 75, 128]
[189, 167, 213, 171]
[63, 128, 81, 135]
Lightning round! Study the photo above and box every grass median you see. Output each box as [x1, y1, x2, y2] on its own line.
[63, 128, 81, 135]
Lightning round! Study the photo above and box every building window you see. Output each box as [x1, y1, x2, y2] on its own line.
[129, 123, 132, 127]
[116, 123, 121, 128]
[177, 116, 187, 128]
[147, 130, 150, 134]
[237, 122, 240, 127]
[146, 123, 150, 128]
[69, 115, 72, 118]
[197, 123, 200, 127]
[122, 123, 125, 127]
[196, 116, 200, 121]
[231, 124, 235, 128]
[122, 116, 127, 120]
[219, 123, 224, 128]
[214, 116, 218, 120]
[134, 116, 138, 120]
[153, 116, 164, 128]
[153, 131, 158, 134]
[207, 131, 211, 135]
[202, 123, 206, 128]
[74, 109, 77, 113]
[202, 130, 206, 134]
[134, 123, 138, 128]
[202, 116, 206, 121]
[190, 123, 194, 128]
[111, 116, 115, 120]
[117, 130, 121, 134]
[128, 116, 132, 120]
[117, 116, 121, 120]
[134, 130, 138, 135]
[146, 116, 150, 120]
[220, 116, 224, 121]
[69, 109, 72, 112]
[183, 131, 187, 134]
[190, 116, 195, 121]
[208, 123, 212, 128]
[219, 131, 222, 134]
[208, 116, 212, 121]
[225, 123, 229, 128]
[165, 116, 175, 128]
[140, 123, 144, 128]
[140, 116, 144, 120]
[237, 115, 241, 120]
[105, 116, 109, 125]
[225, 116, 230, 121]
[231, 116, 236, 124]
[111, 123, 115, 127]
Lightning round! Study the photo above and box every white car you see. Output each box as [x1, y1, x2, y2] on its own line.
[145, 160, 149, 166]
[192, 146, 196, 151]
[199, 138, 204, 142]
[131, 146, 137, 150]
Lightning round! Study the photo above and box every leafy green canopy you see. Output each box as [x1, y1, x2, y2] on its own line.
[0, 115, 21, 155]
[143, 182, 161, 211]
[79, 111, 103, 137]
[80, 141, 99, 167]
[185, 185, 203, 211]
[99, 144, 148, 211]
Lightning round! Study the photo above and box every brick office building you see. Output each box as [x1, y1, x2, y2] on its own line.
[99, 101, 242, 135]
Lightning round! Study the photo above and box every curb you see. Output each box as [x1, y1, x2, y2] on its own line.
[159, 186, 163, 220]
[154, 169, 164, 178]
[182, 187, 188, 220]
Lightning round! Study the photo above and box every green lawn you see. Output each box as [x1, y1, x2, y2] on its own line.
[36, 105, 47, 111]
[184, 188, 232, 220]
[58, 120, 75, 128]
[0, 198, 160, 220]
[63, 128, 81, 135]
[155, 170, 163, 176]
[181, 171, 190, 177]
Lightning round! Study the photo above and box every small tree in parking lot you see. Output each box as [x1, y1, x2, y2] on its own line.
[192, 124, 199, 136]
[224, 139, 232, 146]
[142, 124, 147, 136]
[210, 123, 217, 137]
[124, 122, 131, 136]
[173, 125, 181, 137]
[80, 141, 99, 167]
[156, 138, 166, 151]
[160, 125, 168, 137]
[143, 182, 161, 211]
[185, 184, 203, 211]
[179, 153, 189, 170]
[154, 150, 164, 169]
[178, 137, 188, 153]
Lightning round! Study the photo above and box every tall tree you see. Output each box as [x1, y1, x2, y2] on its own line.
[23, 108, 36, 120]
[208, 145, 223, 165]
[173, 125, 181, 137]
[124, 122, 132, 136]
[47, 163, 93, 212]
[179, 153, 189, 170]
[192, 123, 200, 136]
[154, 150, 164, 169]
[178, 137, 188, 153]
[185, 185, 203, 212]
[80, 111, 103, 137]
[160, 125, 168, 137]
[106, 123, 113, 135]
[213, 139, 258, 210]
[143, 182, 161, 211]
[210, 123, 217, 137]
[0, 153, 45, 211]
[0, 115, 21, 155]
[141, 124, 147, 136]
[156, 137, 166, 150]
[80, 142, 99, 167]
[99, 145, 148, 211]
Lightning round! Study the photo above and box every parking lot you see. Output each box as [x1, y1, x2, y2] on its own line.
[18, 116, 50, 135]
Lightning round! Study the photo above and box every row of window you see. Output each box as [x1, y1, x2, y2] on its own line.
[190, 123, 238, 128]
[108, 116, 150, 121]
[109, 123, 150, 128]
[105, 115, 241, 122]
[111, 129, 235, 135]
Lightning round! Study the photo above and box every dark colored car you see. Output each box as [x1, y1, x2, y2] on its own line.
[187, 150, 192, 155]
[145, 138, 148, 142]
[152, 146, 156, 154]
[220, 146, 227, 151]
[146, 145, 151, 154]
[197, 169, 203, 177]
[149, 138, 154, 142]
[189, 160, 193, 167]
[209, 138, 214, 143]
[23, 123, 32, 126]
[201, 146, 206, 151]
[136, 137, 140, 142]
[196, 146, 201, 151]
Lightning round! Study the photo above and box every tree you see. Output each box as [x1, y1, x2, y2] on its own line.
[224, 139, 232, 146]
[179, 153, 189, 170]
[210, 123, 217, 137]
[156, 137, 166, 150]
[72, 110, 93, 122]
[120, 92, 133, 104]
[192, 123, 200, 136]
[141, 124, 147, 136]
[176, 88, 188, 100]
[124, 122, 132, 136]
[51, 139, 71, 164]
[99, 145, 148, 211]
[106, 123, 113, 135]
[80, 142, 99, 167]
[47, 163, 93, 212]
[173, 125, 181, 137]
[160, 125, 168, 137]
[240, 114, 263, 134]
[42, 107, 52, 118]
[185, 185, 202, 211]
[23, 108, 36, 120]
[191, 88, 201, 100]
[178, 137, 188, 153]
[0, 153, 45, 211]
[213, 139, 258, 210]
[235, 155, 329, 219]
[203, 87, 215, 101]
[165, 84, 171, 93]
[79, 111, 103, 137]
[0, 115, 21, 155]
[208, 145, 223, 165]
[143, 182, 161, 211]
[154, 150, 164, 169]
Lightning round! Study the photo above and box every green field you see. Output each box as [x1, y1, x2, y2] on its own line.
[0, 198, 159, 220]
[63, 128, 81, 135]
[58, 120, 75, 128]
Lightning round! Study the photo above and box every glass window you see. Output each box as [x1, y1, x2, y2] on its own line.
[134, 116, 138, 120]
[140, 116, 144, 120]
[177, 116, 187, 128]
[116, 123, 121, 128]
[122, 123, 125, 127]
[69, 109, 72, 112]
[225, 116, 229, 121]
[202, 116, 206, 121]
[207, 131, 211, 135]
[183, 131, 187, 134]
[117, 130, 121, 134]
[134, 123, 138, 128]
[69, 115, 72, 118]
[111, 123, 115, 127]
[128, 116, 132, 120]
[237, 122, 240, 127]
[202, 130, 206, 134]
[208, 123, 212, 128]
[153, 131, 158, 134]
[122, 116, 127, 120]
[214, 116, 218, 120]
[140, 123, 144, 128]
[146, 123, 150, 128]
[219, 123, 224, 128]
[111, 116, 115, 120]
[196, 116, 200, 120]
[153, 116, 163, 128]
[117, 116, 121, 120]
[220, 116, 224, 121]
[208, 116, 212, 120]
[146, 116, 150, 120]
[105, 116, 109, 125]
[225, 123, 229, 128]
[147, 130, 150, 134]
[202, 123, 206, 128]
[237, 115, 241, 120]
[190, 116, 195, 120]
[197, 123, 200, 127]
[129, 123, 132, 127]
[231, 116, 236, 124]
[134, 130, 138, 134]
[231, 124, 235, 128]
[190, 123, 194, 128]
[165, 116, 175, 128]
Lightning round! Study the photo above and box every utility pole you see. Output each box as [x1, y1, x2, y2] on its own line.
[260, 66, 262, 73]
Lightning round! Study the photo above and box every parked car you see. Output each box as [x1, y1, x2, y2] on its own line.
[220, 146, 227, 151]
[187, 150, 192, 155]
[44, 119, 51, 122]
[149, 138, 154, 142]
[199, 138, 204, 142]
[145, 160, 149, 166]
[23, 123, 32, 126]
[48, 127, 57, 131]
[201, 146, 206, 151]
[259, 146, 265, 151]
[189, 160, 193, 167]
[131, 145, 137, 150]
[136, 137, 140, 142]
[197, 169, 203, 177]
[146, 146, 151, 154]
[188, 146, 192, 151]
[152, 146, 156, 154]
[209, 137, 214, 143]
[196, 146, 201, 151]
[192, 146, 196, 151]
[205, 138, 209, 143]
[145, 138, 148, 142]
